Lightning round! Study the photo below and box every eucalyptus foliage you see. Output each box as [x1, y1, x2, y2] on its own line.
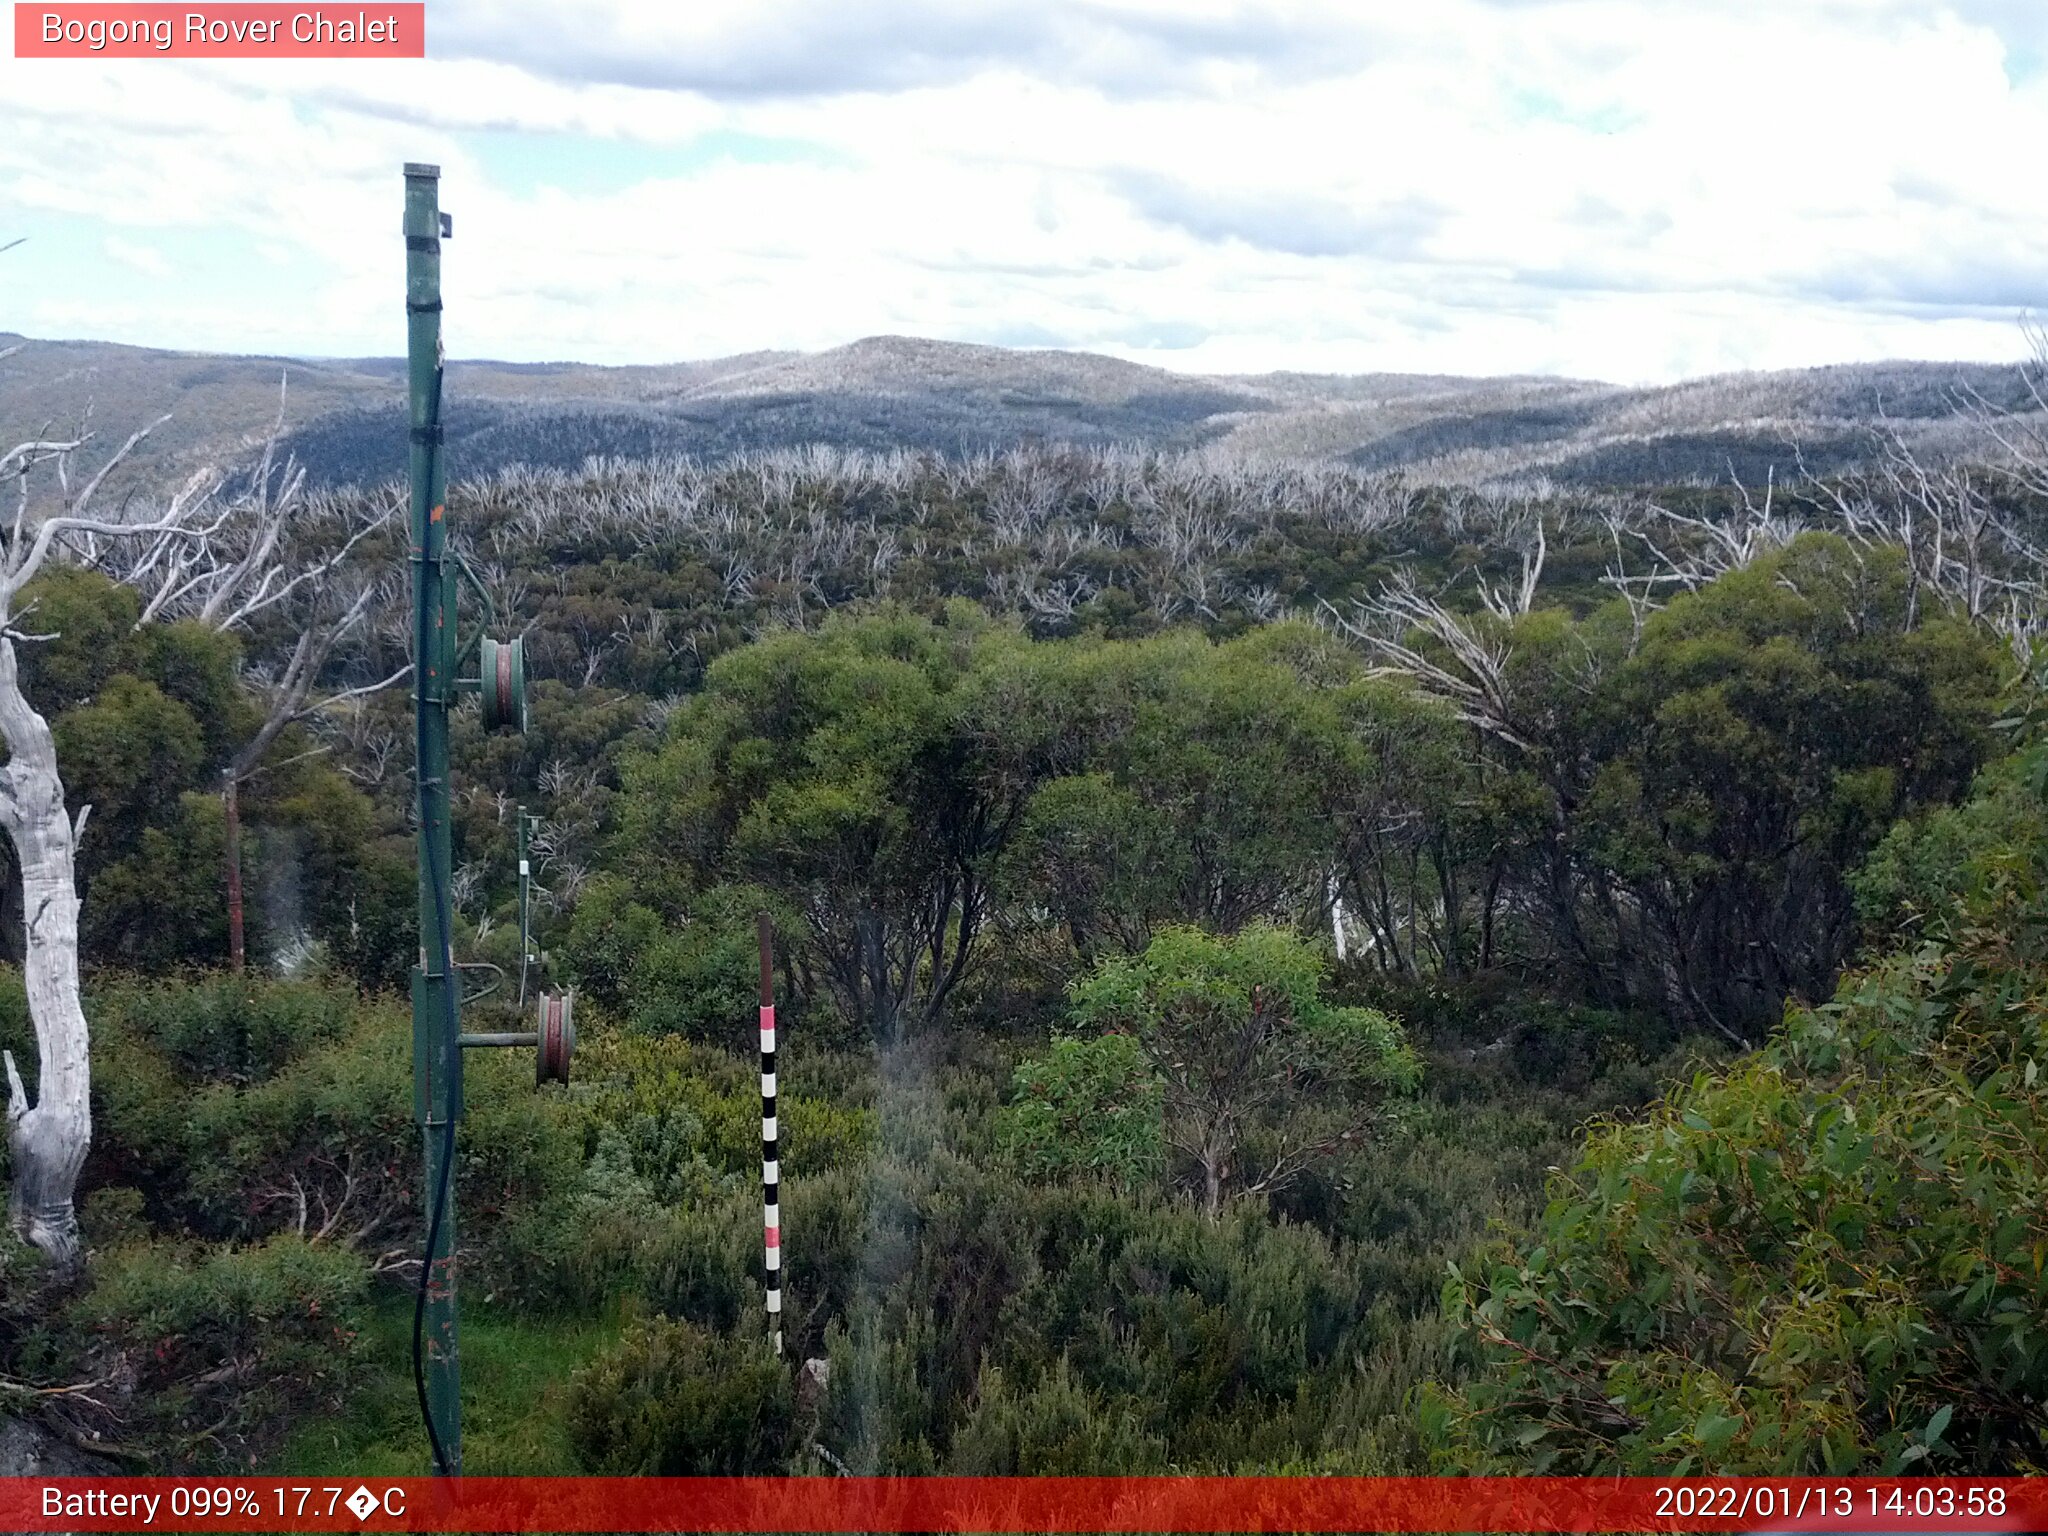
[1427, 741, 2048, 1473]
[1067, 925, 1418, 1215]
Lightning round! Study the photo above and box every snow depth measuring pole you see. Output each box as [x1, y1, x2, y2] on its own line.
[758, 913, 782, 1356]
[405, 163, 551, 1478]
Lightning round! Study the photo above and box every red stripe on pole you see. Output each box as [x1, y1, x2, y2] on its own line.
[765, 1226, 780, 1247]
[0, 1477, 2038, 1532]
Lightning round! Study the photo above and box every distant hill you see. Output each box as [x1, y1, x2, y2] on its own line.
[0, 330, 2033, 501]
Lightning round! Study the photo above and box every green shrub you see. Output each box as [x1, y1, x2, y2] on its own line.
[83, 975, 587, 1303]
[1852, 744, 2047, 939]
[796, 1153, 1408, 1472]
[487, 1181, 665, 1316]
[580, 1032, 874, 1196]
[1425, 855, 2048, 1473]
[566, 1316, 792, 1473]
[998, 1033, 1163, 1188]
[77, 1234, 369, 1463]
[950, 1357, 1165, 1473]
[79, 1185, 150, 1251]
[639, 1194, 758, 1332]
[815, 1308, 941, 1474]
[562, 875, 664, 1013]
[775, 1168, 873, 1352]
[91, 983, 412, 1245]
[1069, 924, 1417, 1215]
[626, 883, 789, 1043]
[458, 1047, 598, 1302]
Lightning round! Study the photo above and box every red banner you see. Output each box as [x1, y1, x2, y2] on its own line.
[0, 1477, 2040, 1532]
[13, 4, 424, 58]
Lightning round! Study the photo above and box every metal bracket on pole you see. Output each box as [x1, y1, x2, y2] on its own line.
[460, 991, 575, 1085]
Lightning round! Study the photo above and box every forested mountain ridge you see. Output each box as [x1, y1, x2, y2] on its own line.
[2, 328, 2037, 506]
[0, 376, 2045, 1474]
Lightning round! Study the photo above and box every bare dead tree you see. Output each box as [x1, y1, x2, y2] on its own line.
[217, 576, 409, 969]
[1626, 463, 1805, 593]
[119, 386, 397, 635]
[528, 758, 604, 914]
[1235, 581, 1284, 623]
[1324, 573, 1536, 752]
[1596, 501, 1679, 653]
[449, 861, 484, 918]
[315, 696, 399, 787]
[1755, 363, 2048, 656]
[0, 406, 243, 1268]
[641, 693, 685, 733]
[1957, 316, 2048, 505]
[116, 396, 409, 970]
[576, 629, 618, 688]
[1475, 504, 1547, 620]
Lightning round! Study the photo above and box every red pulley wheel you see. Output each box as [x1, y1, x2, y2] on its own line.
[494, 640, 513, 721]
[537, 991, 574, 1085]
[479, 635, 527, 734]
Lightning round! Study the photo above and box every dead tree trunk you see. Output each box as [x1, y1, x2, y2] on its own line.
[0, 638, 90, 1271]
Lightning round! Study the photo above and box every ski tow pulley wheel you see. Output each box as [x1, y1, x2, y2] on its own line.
[537, 991, 574, 1085]
[480, 634, 527, 734]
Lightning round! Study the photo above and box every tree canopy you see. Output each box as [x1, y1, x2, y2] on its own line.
[1426, 734, 2048, 1474]
[0, 432, 2037, 1476]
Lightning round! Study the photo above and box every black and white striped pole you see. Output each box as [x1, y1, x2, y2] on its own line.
[757, 912, 782, 1357]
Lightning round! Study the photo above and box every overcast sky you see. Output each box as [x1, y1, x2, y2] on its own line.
[3, 0, 2045, 382]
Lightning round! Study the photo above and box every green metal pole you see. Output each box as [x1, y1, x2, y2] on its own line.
[404, 161, 462, 1477]
[517, 806, 530, 1007]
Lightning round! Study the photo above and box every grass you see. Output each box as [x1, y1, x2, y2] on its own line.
[271, 1296, 623, 1476]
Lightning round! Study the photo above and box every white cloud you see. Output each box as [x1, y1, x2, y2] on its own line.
[1, 0, 2042, 381]
[102, 236, 171, 277]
